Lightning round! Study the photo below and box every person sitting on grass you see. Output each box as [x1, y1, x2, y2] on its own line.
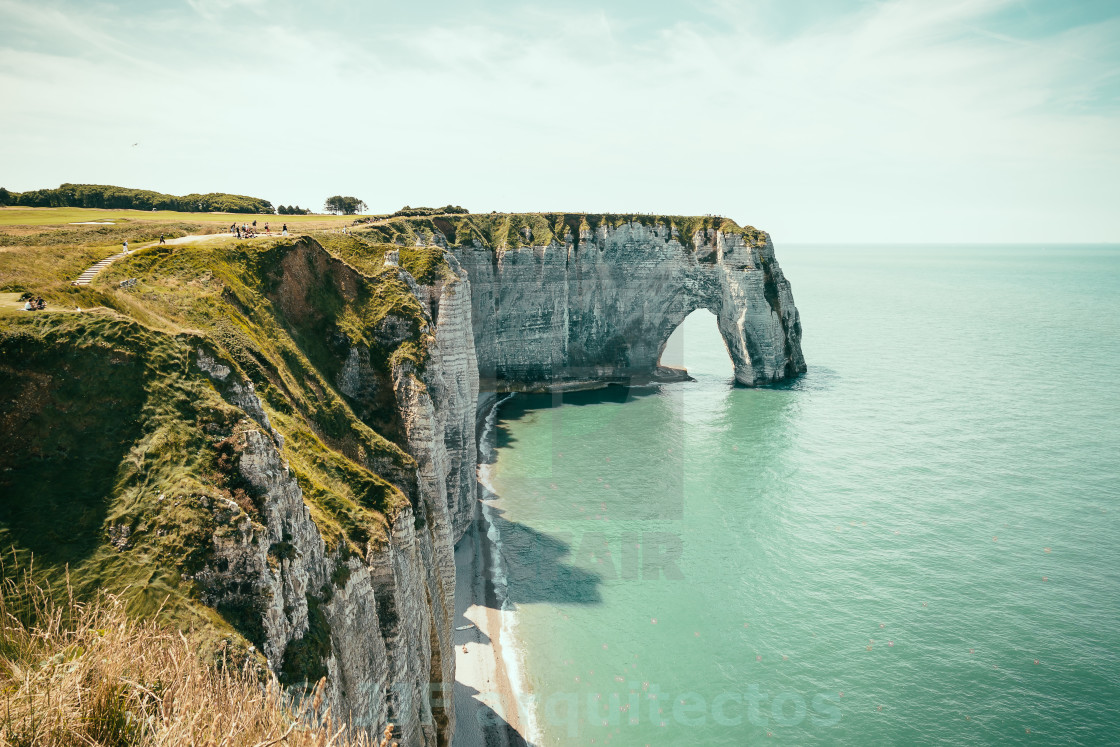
[34, 297, 45, 310]
[23, 299, 32, 311]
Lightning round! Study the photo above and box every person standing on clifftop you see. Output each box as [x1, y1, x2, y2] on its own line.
[123, 240, 128, 253]
[159, 234, 166, 244]
[282, 223, 288, 236]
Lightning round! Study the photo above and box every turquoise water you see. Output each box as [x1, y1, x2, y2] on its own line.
[481, 245, 1120, 745]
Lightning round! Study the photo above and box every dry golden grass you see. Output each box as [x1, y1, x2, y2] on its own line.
[0, 570, 396, 747]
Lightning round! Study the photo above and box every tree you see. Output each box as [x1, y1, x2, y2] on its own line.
[0, 187, 10, 206]
[323, 195, 368, 215]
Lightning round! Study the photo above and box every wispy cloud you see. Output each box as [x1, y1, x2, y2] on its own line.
[0, 0, 1117, 241]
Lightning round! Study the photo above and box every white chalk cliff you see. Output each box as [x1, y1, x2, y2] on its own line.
[456, 220, 804, 388]
[197, 218, 804, 745]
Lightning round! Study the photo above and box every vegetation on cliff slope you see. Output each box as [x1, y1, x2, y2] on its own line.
[355, 211, 768, 251]
[0, 224, 439, 661]
[0, 315, 233, 626]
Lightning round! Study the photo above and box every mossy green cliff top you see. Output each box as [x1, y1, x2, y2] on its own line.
[357, 211, 767, 252]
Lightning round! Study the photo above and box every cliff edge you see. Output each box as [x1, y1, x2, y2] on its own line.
[0, 212, 804, 746]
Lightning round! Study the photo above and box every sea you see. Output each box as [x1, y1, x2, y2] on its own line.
[475, 244, 1120, 746]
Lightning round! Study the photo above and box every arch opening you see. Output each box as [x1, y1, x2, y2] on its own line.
[657, 308, 736, 383]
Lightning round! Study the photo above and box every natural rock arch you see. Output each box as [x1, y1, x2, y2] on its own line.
[655, 307, 736, 377]
[450, 219, 805, 388]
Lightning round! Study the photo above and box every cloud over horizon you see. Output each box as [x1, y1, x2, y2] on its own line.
[1, 0, 1117, 242]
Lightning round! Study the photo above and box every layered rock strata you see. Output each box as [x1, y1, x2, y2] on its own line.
[194, 257, 479, 746]
[196, 219, 803, 745]
[454, 222, 805, 388]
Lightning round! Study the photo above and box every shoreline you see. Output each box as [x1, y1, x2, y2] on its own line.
[453, 394, 534, 746]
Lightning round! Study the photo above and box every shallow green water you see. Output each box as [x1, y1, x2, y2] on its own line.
[481, 244, 1120, 745]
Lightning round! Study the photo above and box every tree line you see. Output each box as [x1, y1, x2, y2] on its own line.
[391, 205, 469, 217]
[0, 185, 472, 219]
[0, 183, 275, 214]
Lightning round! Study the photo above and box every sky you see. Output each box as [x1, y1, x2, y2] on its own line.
[1, 0, 1118, 242]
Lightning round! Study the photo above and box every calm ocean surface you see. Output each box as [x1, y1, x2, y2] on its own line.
[479, 244, 1120, 745]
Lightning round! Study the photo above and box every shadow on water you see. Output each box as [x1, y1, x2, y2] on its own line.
[490, 384, 665, 453]
[473, 370, 821, 612]
[479, 501, 603, 608]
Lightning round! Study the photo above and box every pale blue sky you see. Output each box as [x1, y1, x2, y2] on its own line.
[1, 0, 1117, 241]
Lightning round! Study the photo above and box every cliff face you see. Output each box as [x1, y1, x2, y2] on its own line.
[193, 361, 442, 746]
[193, 249, 480, 747]
[193, 220, 804, 744]
[454, 221, 805, 388]
[0, 216, 803, 747]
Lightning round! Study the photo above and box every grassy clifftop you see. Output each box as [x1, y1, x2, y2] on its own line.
[357, 211, 768, 251]
[0, 224, 450, 656]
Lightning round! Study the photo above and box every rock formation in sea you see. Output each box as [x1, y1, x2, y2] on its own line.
[457, 219, 805, 388]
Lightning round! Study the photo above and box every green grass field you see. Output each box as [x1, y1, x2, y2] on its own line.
[0, 206, 380, 227]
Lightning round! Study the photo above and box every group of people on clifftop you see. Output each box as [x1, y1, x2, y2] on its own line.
[22, 295, 46, 311]
[230, 220, 288, 239]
